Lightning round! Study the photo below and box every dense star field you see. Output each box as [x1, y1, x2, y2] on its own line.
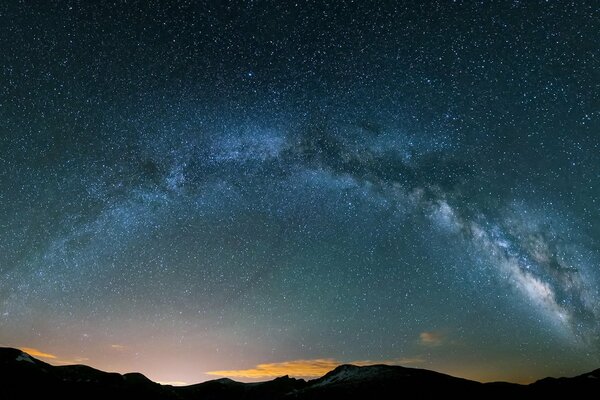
[0, 0, 599, 385]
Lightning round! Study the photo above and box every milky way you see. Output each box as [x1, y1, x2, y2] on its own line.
[0, 0, 599, 385]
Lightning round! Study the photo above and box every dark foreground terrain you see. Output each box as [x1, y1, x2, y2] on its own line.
[1, 347, 598, 399]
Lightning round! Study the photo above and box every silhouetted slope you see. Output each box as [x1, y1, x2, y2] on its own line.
[292, 364, 486, 398]
[1, 347, 598, 399]
[177, 375, 306, 400]
[0, 348, 177, 399]
[529, 367, 600, 395]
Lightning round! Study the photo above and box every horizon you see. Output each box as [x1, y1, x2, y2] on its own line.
[1, 0, 598, 390]
[3, 345, 594, 386]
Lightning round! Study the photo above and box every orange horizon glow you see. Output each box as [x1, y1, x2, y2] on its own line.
[206, 357, 425, 379]
[9, 345, 578, 385]
[19, 347, 57, 359]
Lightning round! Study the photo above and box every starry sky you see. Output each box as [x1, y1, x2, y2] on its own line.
[1, 0, 599, 385]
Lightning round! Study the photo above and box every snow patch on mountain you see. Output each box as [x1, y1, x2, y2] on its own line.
[311, 365, 398, 387]
[15, 353, 35, 364]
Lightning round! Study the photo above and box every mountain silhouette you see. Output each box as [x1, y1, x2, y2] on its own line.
[1, 347, 598, 399]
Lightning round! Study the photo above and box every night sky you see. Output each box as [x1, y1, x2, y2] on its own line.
[1, 0, 599, 385]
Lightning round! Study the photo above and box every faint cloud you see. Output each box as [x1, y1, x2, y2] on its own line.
[207, 359, 338, 379]
[207, 357, 423, 379]
[157, 381, 188, 386]
[52, 357, 89, 365]
[19, 347, 89, 365]
[19, 347, 57, 359]
[110, 344, 126, 350]
[395, 356, 425, 364]
[419, 331, 444, 346]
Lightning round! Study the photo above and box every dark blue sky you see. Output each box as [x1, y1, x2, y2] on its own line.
[0, 0, 598, 384]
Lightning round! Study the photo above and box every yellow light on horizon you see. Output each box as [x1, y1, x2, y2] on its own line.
[19, 347, 57, 359]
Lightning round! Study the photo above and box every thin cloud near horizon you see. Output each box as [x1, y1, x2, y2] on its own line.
[419, 331, 445, 346]
[206, 357, 425, 379]
[16, 346, 90, 366]
[18, 347, 57, 359]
